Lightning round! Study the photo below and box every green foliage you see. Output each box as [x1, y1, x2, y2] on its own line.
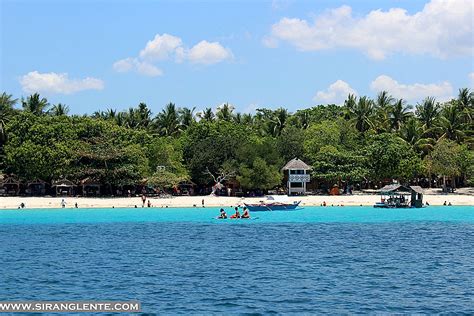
[1, 87, 473, 191]
[365, 133, 422, 181]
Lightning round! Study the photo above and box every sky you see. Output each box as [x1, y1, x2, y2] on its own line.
[1, 0, 473, 115]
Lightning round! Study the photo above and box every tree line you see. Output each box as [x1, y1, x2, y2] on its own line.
[0, 88, 472, 194]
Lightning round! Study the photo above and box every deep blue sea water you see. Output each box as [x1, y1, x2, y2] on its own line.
[1, 206, 474, 314]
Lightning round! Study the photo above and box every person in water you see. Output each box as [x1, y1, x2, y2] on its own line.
[218, 208, 227, 219]
[230, 207, 240, 219]
[241, 207, 250, 219]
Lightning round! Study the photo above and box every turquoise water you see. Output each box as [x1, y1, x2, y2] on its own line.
[1, 206, 474, 314]
[1, 205, 474, 224]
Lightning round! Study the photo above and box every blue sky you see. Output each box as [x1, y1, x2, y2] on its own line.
[1, 0, 473, 115]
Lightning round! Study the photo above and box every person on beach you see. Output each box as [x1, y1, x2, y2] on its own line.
[141, 194, 146, 207]
[241, 207, 250, 219]
[218, 208, 227, 219]
[202, 199, 205, 207]
[443, 201, 447, 206]
[147, 200, 151, 207]
[230, 207, 240, 219]
[75, 202, 78, 208]
[448, 202, 452, 206]
[20, 202, 25, 209]
[61, 199, 66, 208]
[322, 201, 327, 207]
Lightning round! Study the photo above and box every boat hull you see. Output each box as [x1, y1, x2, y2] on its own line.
[244, 201, 301, 212]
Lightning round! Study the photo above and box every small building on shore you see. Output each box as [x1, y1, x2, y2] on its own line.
[52, 179, 77, 196]
[375, 184, 424, 208]
[1, 175, 21, 196]
[282, 158, 312, 195]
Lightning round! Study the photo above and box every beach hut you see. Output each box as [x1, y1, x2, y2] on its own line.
[26, 179, 47, 196]
[282, 158, 311, 195]
[52, 179, 77, 196]
[2, 175, 21, 196]
[375, 184, 424, 208]
[80, 178, 101, 196]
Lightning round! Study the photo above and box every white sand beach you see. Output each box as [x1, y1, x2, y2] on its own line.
[1, 188, 473, 209]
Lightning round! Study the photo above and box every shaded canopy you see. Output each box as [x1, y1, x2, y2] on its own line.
[379, 184, 424, 194]
[281, 158, 311, 171]
[52, 179, 76, 187]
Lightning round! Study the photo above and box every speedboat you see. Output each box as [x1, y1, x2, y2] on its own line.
[244, 195, 301, 212]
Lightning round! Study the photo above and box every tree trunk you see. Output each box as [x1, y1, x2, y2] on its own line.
[443, 175, 447, 193]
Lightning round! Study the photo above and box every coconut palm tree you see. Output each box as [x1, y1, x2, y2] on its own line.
[154, 103, 180, 136]
[435, 103, 468, 143]
[242, 113, 253, 126]
[179, 107, 195, 129]
[137, 102, 152, 128]
[216, 103, 234, 121]
[399, 117, 434, 154]
[389, 99, 413, 131]
[270, 107, 289, 137]
[50, 103, 70, 116]
[416, 97, 440, 131]
[456, 88, 472, 123]
[22, 93, 49, 115]
[197, 108, 215, 122]
[348, 96, 374, 133]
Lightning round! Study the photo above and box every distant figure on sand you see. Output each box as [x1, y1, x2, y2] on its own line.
[443, 201, 447, 206]
[202, 199, 205, 208]
[19, 202, 25, 209]
[61, 199, 66, 208]
[75, 202, 78, 208]
[448, 202, 452, 206]
[141, 195, 146, 207]
[147, 200, 151, 207]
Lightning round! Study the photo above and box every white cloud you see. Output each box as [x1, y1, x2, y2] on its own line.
[313, 80, 357, 104]
[139, 33, 183, 61]
[113, 58, 163, 77]
[265, 0, 473, 59]
[114, 33, 232, 76]
[187, 41, 232, 65]
[20, 71, 104, 94]
[469, 72, 474, 88]
[370, 75, 453, 102]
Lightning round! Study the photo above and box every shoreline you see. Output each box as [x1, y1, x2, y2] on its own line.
[1, 192, 473, 209]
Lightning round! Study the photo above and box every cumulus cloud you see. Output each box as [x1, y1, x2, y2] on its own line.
[265, 0, 473, 59]
[20, 71, 104, 94]
[113, 58, 162, 77]
[114, 33, 232, 76]
[187, 41, 233, 65]
[313, 80, 358, 104]
[370, 75, 453, 102]
[139, 33, 183, 61]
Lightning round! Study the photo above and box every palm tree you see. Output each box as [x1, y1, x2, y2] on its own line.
[197, 108, 215, 122]
[216, 103, 234, 121]
[389, 99, 413, 131]
[22, 93, 49, 115]
[137, 102, 152, 128]
[372, 91, 393, 132]
[179, 107, 195, 129]
[242, 113, 253, 126]
[270, 107, 289, 136]
[399, 117, 434, 154]
[456, 88, 472, 123]
[435, 103, 468, 143]
[50, 103, 70, 116]
[416, 97, 440, 131]
[343, 94, 357, 119]
[0, 92, 17, 114]
[348, 96, 374, 133]
[233, 112, 242, 124]
[154, 103, 180, 136]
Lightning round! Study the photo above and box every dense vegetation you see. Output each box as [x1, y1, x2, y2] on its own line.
[0, 89, 472, 194]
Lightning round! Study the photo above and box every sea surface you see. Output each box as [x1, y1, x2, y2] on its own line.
[1, 206, 473, 314]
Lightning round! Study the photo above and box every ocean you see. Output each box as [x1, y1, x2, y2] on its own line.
[1, 206, 473, 314]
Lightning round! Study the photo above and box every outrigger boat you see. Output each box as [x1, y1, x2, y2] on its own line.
[244, 195, 301, 212]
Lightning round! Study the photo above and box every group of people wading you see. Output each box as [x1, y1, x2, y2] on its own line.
[217, 206, 250, 219]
